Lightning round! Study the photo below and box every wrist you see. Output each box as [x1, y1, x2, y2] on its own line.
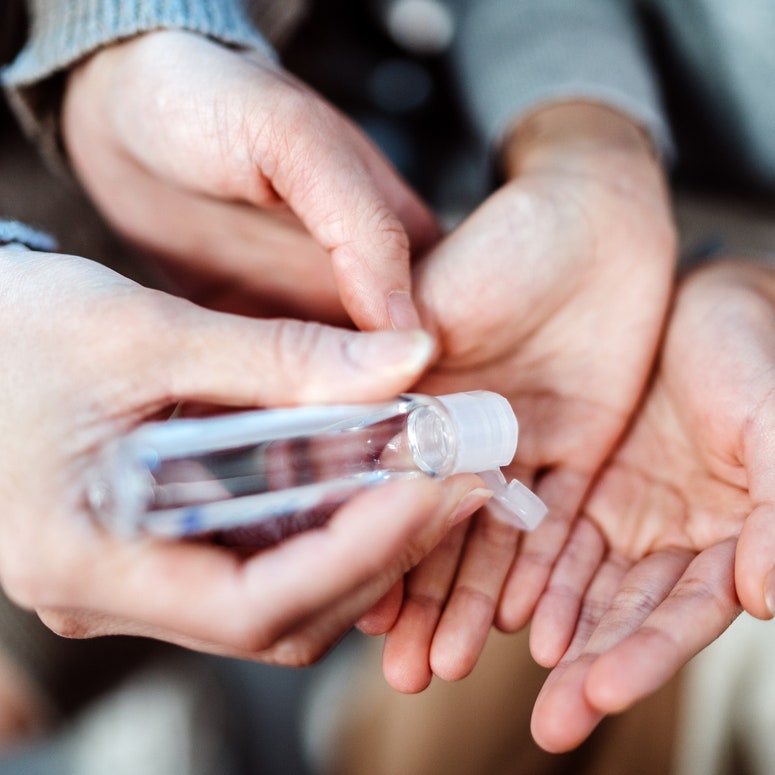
[502, 101, 661, 180]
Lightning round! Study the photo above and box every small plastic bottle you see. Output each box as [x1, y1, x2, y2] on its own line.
[89, 391, 547, 547]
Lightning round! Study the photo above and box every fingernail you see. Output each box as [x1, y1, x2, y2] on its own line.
[766, 569, 775, 617]
[388, 290, 423, 331]
[345, 330, 435, 375]
[452, 488, 494, 525]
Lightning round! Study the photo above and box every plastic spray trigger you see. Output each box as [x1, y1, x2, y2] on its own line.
[478, 469, 548, 531]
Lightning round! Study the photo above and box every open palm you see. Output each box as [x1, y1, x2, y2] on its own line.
[530, 258, 775, 751]
[370, 138, 676, 692]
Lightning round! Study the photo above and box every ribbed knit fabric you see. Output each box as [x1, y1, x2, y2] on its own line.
[443, 0, 673, 162]
[443, 0, 775, 188]
[4, 0, 273, 88]
[1, 0, 274, 161]
[0, 219, 56, 250]
[651, 0, 775, 187]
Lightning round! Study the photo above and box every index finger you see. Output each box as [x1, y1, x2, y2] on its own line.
[255, 92, 436, 331]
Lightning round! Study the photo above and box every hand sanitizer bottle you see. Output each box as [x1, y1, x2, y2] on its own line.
[89, 391, 547, 546]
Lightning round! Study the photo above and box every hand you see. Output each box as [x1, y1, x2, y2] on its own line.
[363, 104, 676, 692]
[61, 30, 439, 328]
[0, 247, 488, 665]
[529, 258, 775, 751]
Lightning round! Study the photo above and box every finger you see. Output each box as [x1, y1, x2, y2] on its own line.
[78, 154, 347, 323]
[274, 495, 476, 668]
[35, 476, 484, 653]
[736, 502, 775, 620]
[352, 130, 441, 257]
[39, 572, 386, 669]
[497, 467, 589, 632]
[586, 540, 740, 714]
[428, 510, 522, 682]
[529, 554, 629, 753]
[38, 569, 396, 667]
[150, 302, 436, 408]
[381, 520, 470, 693]
[253, 91, 434, 331]
[529, 517, 606, 667]
[530, 547, 694, 753]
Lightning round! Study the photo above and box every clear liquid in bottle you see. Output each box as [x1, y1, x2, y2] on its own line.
[89, 391, 546, 546]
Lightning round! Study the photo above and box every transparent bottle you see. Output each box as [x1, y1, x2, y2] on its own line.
[88, 391, 546, 547]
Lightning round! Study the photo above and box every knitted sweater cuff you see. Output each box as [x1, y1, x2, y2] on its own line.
[1, 0, 275, 169]
[0, 219, 56, 251]
[448, 0, 674, 165]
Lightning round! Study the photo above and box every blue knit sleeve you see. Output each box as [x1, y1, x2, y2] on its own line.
[1, 1, 275, 160]
[0, 219, 56, 251]
[442, 0, 673, 162]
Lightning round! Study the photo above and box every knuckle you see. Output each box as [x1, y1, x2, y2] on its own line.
[544, 580, 582, 606]
[330, 205, 409, 272]
[577, 595, 609, 633]
[404, 590, 444, 617]
[370, 206, 411, 256]
[267, 318, 328, 389]
[253, 86, 326, 189]
[451, 582, 497, 615]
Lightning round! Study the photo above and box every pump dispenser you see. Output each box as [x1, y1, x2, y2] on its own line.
[89, 391, 547, 546]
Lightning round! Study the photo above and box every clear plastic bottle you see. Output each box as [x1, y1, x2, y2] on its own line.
[88, 391, 546, 546]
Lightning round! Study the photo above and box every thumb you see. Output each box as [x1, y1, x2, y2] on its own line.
[736, 502, 775, 620]
[154, 301, 436, 408]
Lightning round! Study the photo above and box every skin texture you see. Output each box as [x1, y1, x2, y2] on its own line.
[61, 30, 440, 329]
[0, 247, 489, 666]
[53, 32, 775, 754]
[529, 258, 775, 751]
[358, 257, 775, 754]
[360, 104, 678, 698]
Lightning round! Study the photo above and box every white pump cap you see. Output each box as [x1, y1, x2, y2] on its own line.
[436, 391, 518, 474]
[436, 391, 548, 531]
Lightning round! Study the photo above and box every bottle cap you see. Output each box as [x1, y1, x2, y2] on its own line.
[478, 470, 549, 531]
[437, 391, 547, 531]
[436, 391, 518, 474]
